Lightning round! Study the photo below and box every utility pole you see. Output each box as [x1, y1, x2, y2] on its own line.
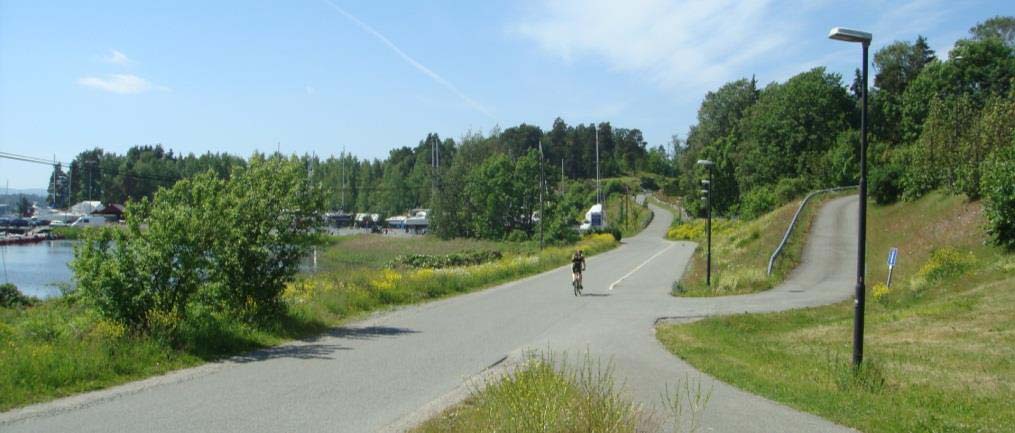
[343, 146, 347, 211]
[595, 126, 601, 205]
[539, 140, 545, 249]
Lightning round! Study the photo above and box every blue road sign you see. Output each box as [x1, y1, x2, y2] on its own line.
[887, 247, 898, 268]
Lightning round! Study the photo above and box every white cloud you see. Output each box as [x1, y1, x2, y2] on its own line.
[511, 0, 960, 94]
[305, 85, 316, 95]
[77, 74, 168, 94]
[512, 0, 797, 93]
[105, 49, 133, 66]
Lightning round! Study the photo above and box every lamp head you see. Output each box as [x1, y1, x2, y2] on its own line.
[828, 27, 872, 44]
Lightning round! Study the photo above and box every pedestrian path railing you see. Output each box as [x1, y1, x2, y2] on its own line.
[767, 185, 858, 276]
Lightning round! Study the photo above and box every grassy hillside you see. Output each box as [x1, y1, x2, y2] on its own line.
[670, 192, 847, 296]
[657, 192, 1014, 433]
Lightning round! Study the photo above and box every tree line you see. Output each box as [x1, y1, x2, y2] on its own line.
[50, 119, 674, 223]
[674, 16, 1015, 247]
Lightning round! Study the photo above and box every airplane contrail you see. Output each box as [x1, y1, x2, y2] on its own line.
[321, 0, 498, 122]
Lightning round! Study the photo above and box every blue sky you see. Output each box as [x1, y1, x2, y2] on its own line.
[1, 0, 1012, 188]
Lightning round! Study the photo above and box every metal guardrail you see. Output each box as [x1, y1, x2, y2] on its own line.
[766, 185, 858, 276]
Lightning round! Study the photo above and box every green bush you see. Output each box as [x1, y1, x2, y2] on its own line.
[773, 177, 809, 204]
[662, 179, 680, 196]
[609, 226, 623, 242]
[0, 283, 36, 308]
[587, 226, 622, 242]
[73, 156, 325, 332]
[981, 143, 1015, 250]
[639, 176, 659, 191]
[869, 161, 904, 205]
[898, 145, 939, 201]
[605, 179, 625, 196]
[739, 186, 776, 219]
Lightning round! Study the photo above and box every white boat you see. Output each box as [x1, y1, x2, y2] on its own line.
[405, 209, 428, 228]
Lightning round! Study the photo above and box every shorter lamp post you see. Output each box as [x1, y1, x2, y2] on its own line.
[696, 159, 714, 287]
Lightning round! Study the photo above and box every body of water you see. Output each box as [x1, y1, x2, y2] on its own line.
[1, 240, 76, 299]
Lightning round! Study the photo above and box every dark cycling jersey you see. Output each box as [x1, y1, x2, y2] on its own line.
[571, 254, 585, 273]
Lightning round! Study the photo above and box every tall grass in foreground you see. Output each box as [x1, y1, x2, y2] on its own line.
[413, 355, 643, 433]
[413, 352, 713, 433]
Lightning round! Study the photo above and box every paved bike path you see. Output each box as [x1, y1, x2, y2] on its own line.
[2, 196, 858, 433]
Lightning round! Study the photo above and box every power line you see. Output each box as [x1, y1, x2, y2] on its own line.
[0, 151, 181, 185]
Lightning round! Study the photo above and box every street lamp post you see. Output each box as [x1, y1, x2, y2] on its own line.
[696, 159, 714, 287]
[829, 26, 872, 367]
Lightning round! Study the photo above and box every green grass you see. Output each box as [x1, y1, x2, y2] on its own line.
[410, 354, 649, 433]
[47, 226, 87, 240]
[0, 233, 619, 411]
[656, 191, 1014, 433]
[604, 193, 653, 239]
[670, 192, 847, 297]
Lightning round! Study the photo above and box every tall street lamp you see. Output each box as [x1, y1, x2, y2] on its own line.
[696, 159, 714, 287]
[829, 26, 872, 367]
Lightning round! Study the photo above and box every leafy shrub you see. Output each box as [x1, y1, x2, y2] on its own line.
[0, 283, 36, 308]
[910, 247, 975, 290]
[662, 179, 681, 196]
[981, 143, 1015, 250]
[897, 145, 938, 201]
[74, 157, 325, 332]
[667, 220, 705, 240]
[587, 226, 622, 242]
[639, 176, 659, 191]
[739, 186, 776, 219]
[871, 282, 891, 303]
[773, 177, 809, 204]
[609, 226, 623, 242]
[605, 179, 625, 196]
[869, 161, 903, 205]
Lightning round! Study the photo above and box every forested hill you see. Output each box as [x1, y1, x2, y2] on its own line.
[675, 16, 1015, 222]
[47, 118, 676, 214]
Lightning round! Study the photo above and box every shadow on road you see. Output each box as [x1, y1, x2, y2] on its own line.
[326, 325, 419, 340]
[232, 343, 352, 363]
[231, 326, 419, 363]
[580, 293, 611, 297]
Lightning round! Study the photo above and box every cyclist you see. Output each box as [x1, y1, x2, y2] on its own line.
[571, 249, 586, 296]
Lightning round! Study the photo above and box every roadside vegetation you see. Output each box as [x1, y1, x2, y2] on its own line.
[411, 352, 711, 433]
[657, 192, 1014, 433]
[0, 152, 625, 411]
[669, 192, 847, 296]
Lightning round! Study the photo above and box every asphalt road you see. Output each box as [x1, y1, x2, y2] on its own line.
[2, 195, 858, 433]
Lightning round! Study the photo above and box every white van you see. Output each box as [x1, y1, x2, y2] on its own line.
[69, 216, 109, 228]
[579, 204, 605, 232]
